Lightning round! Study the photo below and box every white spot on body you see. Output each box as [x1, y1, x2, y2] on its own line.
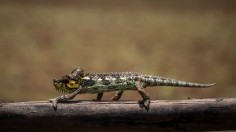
[182, 81, 186, 86]
[105, 76, 112, 80]
[163, 80, 168, 85]
[171, 80, 176, 85]
[120, 77, 127, 80]
[83, 76, 90, 80]
[150, 78, 155, 85]
[97, 78, 102, 82]
[188, 83, 193, 87]
[156, 79, 161, 85]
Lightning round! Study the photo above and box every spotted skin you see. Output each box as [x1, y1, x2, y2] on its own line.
[49, 68, 215, 110]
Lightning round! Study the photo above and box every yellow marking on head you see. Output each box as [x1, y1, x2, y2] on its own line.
[66, 80, 79, 89]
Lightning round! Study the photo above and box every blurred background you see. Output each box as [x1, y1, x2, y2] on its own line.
[0, 0, 235, 102]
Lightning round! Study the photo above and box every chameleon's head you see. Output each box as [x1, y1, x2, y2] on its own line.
[53, 68, 84, 93]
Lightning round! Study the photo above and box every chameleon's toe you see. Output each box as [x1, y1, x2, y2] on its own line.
[49, 99, 58, 110]
[143, 99, 150, 111]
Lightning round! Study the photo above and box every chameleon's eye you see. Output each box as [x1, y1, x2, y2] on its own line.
[66, 80, 79, 88]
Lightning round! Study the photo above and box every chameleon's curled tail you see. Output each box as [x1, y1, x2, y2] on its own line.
[140, 75, 215, 88]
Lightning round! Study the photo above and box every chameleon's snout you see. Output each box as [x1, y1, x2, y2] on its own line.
[53, 79, 58, 83]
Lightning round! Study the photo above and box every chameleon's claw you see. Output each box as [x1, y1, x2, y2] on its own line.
[143, 99, 150, 111]
[49, 98, 58, 110]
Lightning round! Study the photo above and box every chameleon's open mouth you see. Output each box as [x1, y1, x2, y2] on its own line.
[53, 79, 64, 93]
[53, 79, 63, 88]
[53, 79, 60, 83]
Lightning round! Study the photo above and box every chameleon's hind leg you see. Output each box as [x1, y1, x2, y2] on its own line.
[135, 81, 150, 110]
[93, 93, 103, 101]
[111, 90, 124, 101]
[49, 86, 82, 110]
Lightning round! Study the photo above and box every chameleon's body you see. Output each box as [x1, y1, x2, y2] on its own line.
[49, 68, 215, 110]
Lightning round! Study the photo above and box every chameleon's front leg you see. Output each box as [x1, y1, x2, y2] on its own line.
[49, 86, 82, 109]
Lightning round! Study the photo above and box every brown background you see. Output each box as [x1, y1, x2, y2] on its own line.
[0, 0, 235, 102]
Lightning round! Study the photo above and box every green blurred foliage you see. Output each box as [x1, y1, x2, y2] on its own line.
[0, 0, 235, 101]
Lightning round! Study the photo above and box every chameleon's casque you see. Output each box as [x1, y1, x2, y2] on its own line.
[50, 68, 215, 110]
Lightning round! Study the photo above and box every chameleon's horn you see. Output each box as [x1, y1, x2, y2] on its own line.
[71, 68, 84, 78]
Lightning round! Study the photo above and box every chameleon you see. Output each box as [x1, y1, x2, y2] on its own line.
[49, 68, 215, 110]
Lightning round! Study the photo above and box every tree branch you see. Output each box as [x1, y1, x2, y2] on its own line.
[1, 98, 236, 131]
